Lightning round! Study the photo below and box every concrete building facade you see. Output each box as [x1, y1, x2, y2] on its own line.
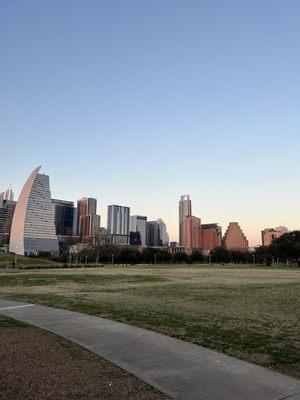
[184, 215, 202, 250]
[107, 205, 130, 245]
[223, 222, 249, 251]
[261, 226, 288, 247]
[201, 224, 222, 251]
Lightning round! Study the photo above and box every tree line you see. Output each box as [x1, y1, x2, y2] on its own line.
[42, 231, 300, 267]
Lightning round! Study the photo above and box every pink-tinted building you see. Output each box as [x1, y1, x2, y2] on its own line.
[201, 224, 222, 251]
[184, 215, 202, 251]
[80, 214, 101, 239]
[223, 222, 249, 251]
[261, 226, 288, 247]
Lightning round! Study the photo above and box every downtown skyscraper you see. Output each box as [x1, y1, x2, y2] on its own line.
[129, 215, 147, 246]
[9, 166, 59, 255]
[107, 205, 130, 245]
[76, 197, 100, 239]
[179, 195, 192, 246]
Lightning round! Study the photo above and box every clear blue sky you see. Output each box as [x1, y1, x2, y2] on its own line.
[1, 1, 300, 245]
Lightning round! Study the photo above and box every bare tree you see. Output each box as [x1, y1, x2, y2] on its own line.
[92, 228, 110, 264]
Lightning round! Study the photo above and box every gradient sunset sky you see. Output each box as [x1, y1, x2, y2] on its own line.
[1, 1, 300, 246]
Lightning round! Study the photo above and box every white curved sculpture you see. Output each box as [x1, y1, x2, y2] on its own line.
[9, 166, 59, 255]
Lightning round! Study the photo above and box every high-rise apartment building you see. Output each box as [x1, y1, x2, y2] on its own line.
[0, 200, 16, 245]
[261, 226, 288, 247]
[179, 195, 192, 246]
[76, 198, 97, 234]
[107, 205, 130, 245]
[76, 197, 99, 240]
[201, 224, 222, 251]
[184, 215, 202, 250]
[223, 222, 249, 251]
[52, 199, 74, 236]
[129, 215, 147, 246]
[9, 166, 59, 255]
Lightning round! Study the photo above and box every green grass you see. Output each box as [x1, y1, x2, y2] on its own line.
[0, 314, 27, 328]
[0, 265, 299, 378]
[0, 252, 59, 268]
[0, 273, 167, 286]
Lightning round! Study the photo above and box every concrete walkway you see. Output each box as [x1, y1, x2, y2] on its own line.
[0, 299, 300, 400]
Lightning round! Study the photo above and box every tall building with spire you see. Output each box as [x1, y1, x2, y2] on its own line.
[223, 222, 249, 251]
[9, 166, 59, 255]
[179, 195, 192, 246]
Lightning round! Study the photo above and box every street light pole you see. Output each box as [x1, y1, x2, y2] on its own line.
[13, 246, 19, 268]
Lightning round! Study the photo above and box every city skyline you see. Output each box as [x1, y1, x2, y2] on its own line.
[1, 2, 299, 246]
[1, 166, 297, 247]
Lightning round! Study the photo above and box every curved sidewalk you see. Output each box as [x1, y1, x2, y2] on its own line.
[0, 299, 300, 400]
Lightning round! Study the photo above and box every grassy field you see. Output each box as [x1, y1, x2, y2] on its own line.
[0, 264, 299, 378]
[0, 252, 60, 268]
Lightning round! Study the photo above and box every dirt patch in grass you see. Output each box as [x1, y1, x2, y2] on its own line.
[0, 316, 169, 400]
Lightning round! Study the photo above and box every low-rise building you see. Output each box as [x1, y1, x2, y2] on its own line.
[261, 226, 288, 246]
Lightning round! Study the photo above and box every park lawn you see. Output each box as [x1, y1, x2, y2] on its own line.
[0, 265, 299, 378]
[0, 252, 59, 268]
